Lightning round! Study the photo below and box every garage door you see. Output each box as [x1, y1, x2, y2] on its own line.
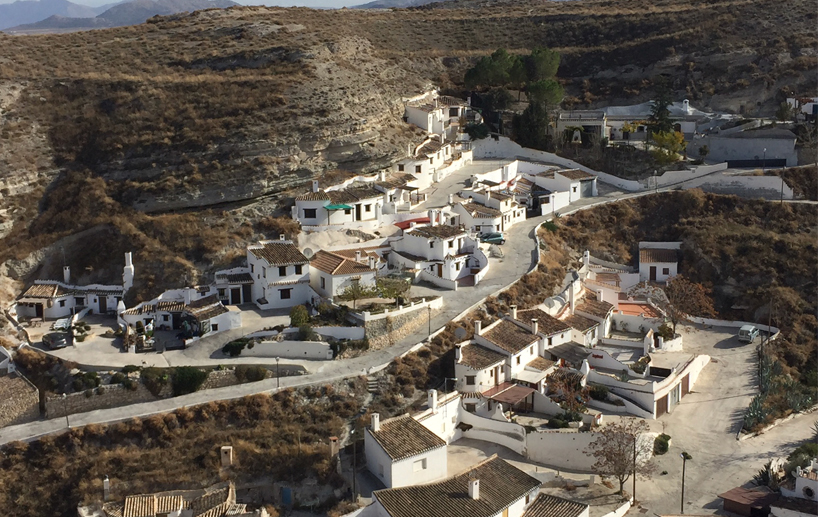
[656, 394, 669, 417]
[681, 374, 690, 396]
[580, 179, 594, 197]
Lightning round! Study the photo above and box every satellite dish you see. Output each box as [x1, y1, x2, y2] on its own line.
[454, 327, 467, 341]
[302, 248, 314, 259]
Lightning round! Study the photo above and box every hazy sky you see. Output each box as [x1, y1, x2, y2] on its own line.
[0, 0, 356, 6]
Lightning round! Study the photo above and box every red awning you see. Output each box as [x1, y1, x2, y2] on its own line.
[485, 382, 536, 406]
[394, 217, 430, 230]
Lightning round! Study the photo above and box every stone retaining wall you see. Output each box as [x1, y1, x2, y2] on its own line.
[44, 369, 247, 419]
[0, 372, 40, 427]
[365, 309, 430, 350]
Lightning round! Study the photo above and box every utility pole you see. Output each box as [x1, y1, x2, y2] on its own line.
[632, 434, 637, 503]
[428, 304, 432, 341]
[351, 430, 357, 502]
[275, 357, 280, 389]
[680, 452, 692, 514]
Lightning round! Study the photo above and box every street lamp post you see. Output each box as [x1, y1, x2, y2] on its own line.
[680, 452, 692, 514]
[350, 429, 357, 502]
[762, 147, 767, 174]
[275, 357, 280, 389]
[428, 304, 432, 341]
[654, 170, 658, 193]
[62, 393, 69, 429]
[632, 434, 637, 503]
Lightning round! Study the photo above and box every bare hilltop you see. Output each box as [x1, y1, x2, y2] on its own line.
[0, 0, 815, 301]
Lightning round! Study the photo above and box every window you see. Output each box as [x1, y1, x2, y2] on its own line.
[448, 240, 454, 248]
[429, 157, 433, 164]
[803, 486, 815, 498]
[295, 265, 303, 275]
[365, 204, 371, 212]
[490, 369, 494, 377]
[662, 267, 670, 275]
[516, 356, 521, 365]
[163, 314, 169, 321]
[320, 277, 326, 289]
[303, 208, 317, 219]
[526, 495, 531, 504]
[466, 375, 475, 385]
[548, 337, 553, 347]
[279, 289, 292, 300]
[218, 288, 226, 298]
[465, 403, 476, 413]
[250, 264, 254, 273]
[413, 459, 427, 472]
[398, 164, 404, 172]
[429, 242, 434, 249]
[455, 262, 461, 271]
[344, 209, 351, 215]
[59, 300, 66, 307]
[279, 266, 287, 276]
[415, 165, 421, 173]
[262, 267, 266, 279]
[74, 297, 85, 306]
[212, 323, 219, 332]
[573, 186, 577, 193]
[530, 346, 534, 355]
[389, 195, 395, 202]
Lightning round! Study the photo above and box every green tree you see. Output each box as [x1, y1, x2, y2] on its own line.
[648, 78, 674, 134]
[376, 278, 411, 307]
[289, 305, 310, 327]
[481, 87, 514, 114]
[698, 144, 710, 159]
[338, 281, 377, 309]
[776, 101, 794, 122]
[509, 57, 528, 100]
[650, 130, 686, 165]
[527, 46, 561, 82]
[512, 101, 551, 151]
[526, 79, 564, 106]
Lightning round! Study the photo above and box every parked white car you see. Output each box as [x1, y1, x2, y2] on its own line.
[738, 325, 760, 343]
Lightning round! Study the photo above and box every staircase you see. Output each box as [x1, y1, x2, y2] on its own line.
[367, 376, 381, 394]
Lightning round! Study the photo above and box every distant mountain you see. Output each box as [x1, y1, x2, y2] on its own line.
[352, 0, 442, 8]
[3, 0, 237, 32]
[0, 0, 102, 30]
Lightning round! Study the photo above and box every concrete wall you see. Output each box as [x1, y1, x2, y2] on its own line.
[362, 300, 441, 350]
[0, 372, 40, 428]
[526, 430, 597, 471]
[459, 407, 526, 455]
[694, 135, 797, 167]
[654, 163, 728, 187]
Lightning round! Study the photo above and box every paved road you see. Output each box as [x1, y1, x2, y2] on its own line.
[637, 324, 816, 514]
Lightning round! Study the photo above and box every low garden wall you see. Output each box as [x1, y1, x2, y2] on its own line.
[526, 430, 597, 471]
[459, 409, 526, 456]
[0, 372, 40, 428]
[245, 340, 334, 360]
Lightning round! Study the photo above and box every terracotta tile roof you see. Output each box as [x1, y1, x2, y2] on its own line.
[157, 300, 185, 312]
[333, 247, 383, 260]
[547, 368, 584, 385]
[718, 487, 780, 507]
[438, 95, 467, 107]
[527, 356, 555, 371]
[562, 314, 599, 333]
[185, 295, 229, 321]
[156, 496, 183, 513]
[123, 299, 187, 316]
[576, 298, 614, 319]
[311, 250, 376, 276]
[462, 202, 502, 218]
[513, 177, 534, 194]
[327, 185, 383, 205]
[19, 283, 67, 299]
[216, 272, 254, 284]
[368, 414, 446, 461]
[523, 493, 588, 517]
[548, 343, 591, 367]
[417, 139, 444, 156]
[373, 455, 540, 517]
[517, 308, 571, 336]
[487, 191, 512, 201]
[123, 495, 156, 517]
[296, 190, 331, 201]
[460, 343, 507, 369]
[102, 502, 125, 517]
[408, 224, 467, 240]
[377, 173, 417, 189]
[189, 485, 233, 516]
[249, 241, 309, 266]
[557, 169, 596, 181]
[486, 383, 536, 405]
[639, 248, 678, 263]
[482, 319, 539, 354]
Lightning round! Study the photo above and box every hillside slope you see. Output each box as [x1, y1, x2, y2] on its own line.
[0, 0, 100, 30]
[0, 0, 814, 304]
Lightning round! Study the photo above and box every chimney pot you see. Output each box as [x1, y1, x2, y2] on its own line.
[596, 289, 604, 303]
[371, 413, 380, 432]
[531, 318, 538, 335]
[468, 478, 480, 500]
[312, 180, 319, 193]
[474, 320, 482, 336]
[63, 266, 71, 285]
[103, 476, 110, 502]
[356, 251, 362, 262]
[510, 305, 517, 320]
[455, 344, 462, 363]
[220, 446, 234, 467]
[279, 234, 286, 241]
[428, 389, 439, 412]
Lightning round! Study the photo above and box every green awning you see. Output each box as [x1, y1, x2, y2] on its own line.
[325, 204, 352, 210]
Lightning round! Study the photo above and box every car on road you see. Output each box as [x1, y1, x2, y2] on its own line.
[737, 325, 760, 343]
[479, 232, 505, 245]
[42, 332, 71, 350]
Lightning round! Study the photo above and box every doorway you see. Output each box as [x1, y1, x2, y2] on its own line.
[355, 204, 362, 221]
[230, 287, 241, 305]
[649, 266, 657, 282]
[99, 297, 107, 314]
[242, 284, 252, 305]
[437, 264, 443, 277]
[36, 304, 44, 318]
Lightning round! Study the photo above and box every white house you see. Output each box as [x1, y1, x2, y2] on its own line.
[395, 136, 456, 190]
[246, 239, 312, 309]
[404, 91, 472, 139]
[456, 188, 526, 233]
[777, 458, 818, 515]
[364, 413, 447, 489]
[602, 99, 714, 139]
[389, 221, 477, 289]
[363, 455, 541, 517]
[523, 169, 597, 203]
[522, 494, 590, 517]
[213, 267, 254, 306]
[638, 242, 681, 283]
[15, 252, 134, 321]
[787, 96, 818, 120]
[121, 288, 241, 338]
[555, 111, 610, 142]
[293, 182, 385, 229]
[695, 128, 798, 168]
[309, 249, 379, 298]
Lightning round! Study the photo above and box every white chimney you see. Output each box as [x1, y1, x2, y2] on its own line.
[474, 320, 482, 336]
[356, 250, 362, 262]
[428, 209, 436, 226]
[123, 252, 135, 292]
[683, 99, 691, 114]
[184, 288, 192, 306]
[531, 318, 538, 336]
[468, 478, 480, 500]
[569, 283, 576, 315]
[279, 234, 286, 241]
[455, 344, 462, 363]
[597, 289, 604, 303]
[510, 305, 517, 320]
[428, 389, 438, 413]
[409, 221, 416, 229]
[220, 446, 233, 467]
[63, 266, 70, 284]
[379, 170, 386, 181]
[448, 193, 454, 205]
[486, 190, 491, 200]
[312, 180, 319, 193]
[368, 256, 376, 269]
[583, 250, 590, 267]
[103, 476, 110, 502]
[371, 413, 380, 432]
[580, 359, 591, 376]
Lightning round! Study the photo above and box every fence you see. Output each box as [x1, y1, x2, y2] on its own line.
[347, 296, 443, 323]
